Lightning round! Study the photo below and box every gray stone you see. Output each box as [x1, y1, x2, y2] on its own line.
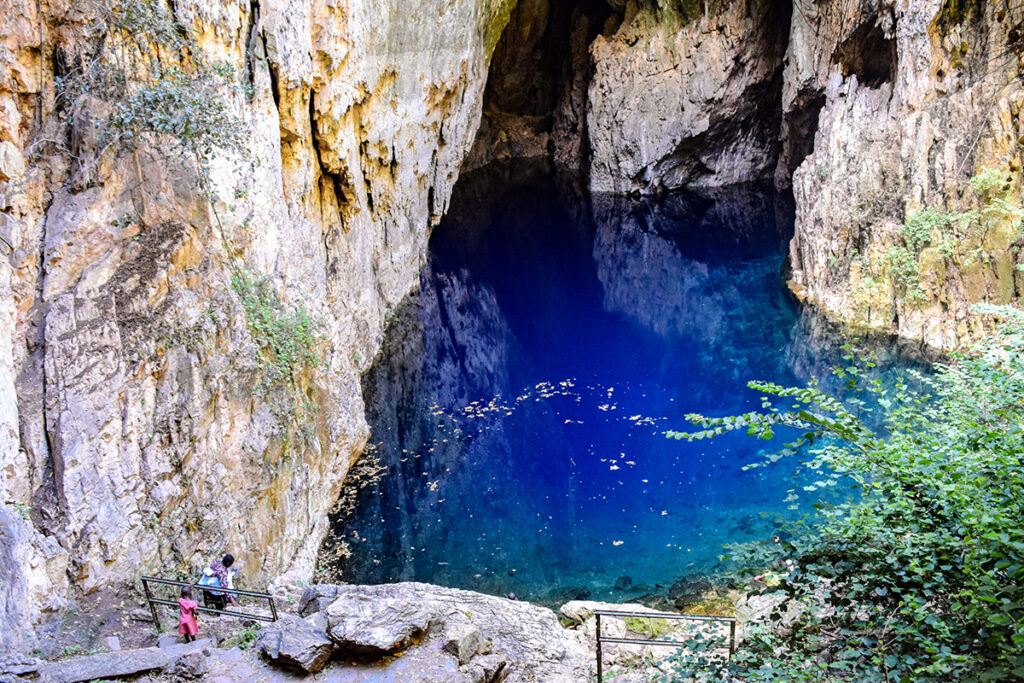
[326, 589, 436, 655]
[296, 584, 342, 618]
[321, 583, 590, 680]
[37, 647, 170, 683]
[102, 636, 121, 652]
[0, 654, 40, 676]
[462, 653, 508, 683]
[129, 608, 154, 622]
[157, 633, 181, 650]
[163, 650, 208, 679]
[159, 638, 217, 659]
[257, 614, 333, 674]
[303, 610, 328, 634]
[441, 622, 482, 665]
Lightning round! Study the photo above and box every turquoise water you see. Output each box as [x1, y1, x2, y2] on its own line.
[329, 163, 915, 605]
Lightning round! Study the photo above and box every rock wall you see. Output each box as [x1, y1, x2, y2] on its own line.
[785, 0, 1024, 348]
[0, 0, 515, 652]
[587, 0, 790, 193]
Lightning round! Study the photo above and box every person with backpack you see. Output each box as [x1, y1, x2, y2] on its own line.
[198, 553, 238, 611]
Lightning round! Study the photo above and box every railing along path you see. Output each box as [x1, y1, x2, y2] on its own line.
[593, 609, 736, 682]
[140, 575, 278, 631]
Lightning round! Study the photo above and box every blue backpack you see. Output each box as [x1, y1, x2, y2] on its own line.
[197, 570, 222, 594]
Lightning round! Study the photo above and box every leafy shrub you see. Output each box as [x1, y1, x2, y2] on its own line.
[57, 0, 244, 172]
[230, 267, 322, 391]
[667, 305, 1024, 681]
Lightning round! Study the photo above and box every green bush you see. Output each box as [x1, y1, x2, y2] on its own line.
[667, 305, 1024, 681]
[230, 267, 321, 391]
[57, 0, 244, 171]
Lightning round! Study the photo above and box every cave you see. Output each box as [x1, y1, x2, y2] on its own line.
[782, 89, 827, 178]
[832, 12, 899, 88]
[320, 0, 893, 606]
[466, 0, 614, 177]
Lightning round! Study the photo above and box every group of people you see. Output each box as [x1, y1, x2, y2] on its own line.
[177, 554, 239, 642]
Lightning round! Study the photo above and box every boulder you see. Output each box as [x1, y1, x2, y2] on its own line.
[314, 583, 590, 680]
[441, 622, 482, 665]
[0, 655, 40, 676]
[558, 600, 650, 625]
[326, 590, 436, 655]
[37, 647, 170, 683]
[462, 653, 508, 683]
[163, 650, 208, 679]
[297, 584, 343, 618]
[256, 615, 333, 674]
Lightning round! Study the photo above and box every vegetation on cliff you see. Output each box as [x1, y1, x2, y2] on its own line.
[668, 305, 1024, 681]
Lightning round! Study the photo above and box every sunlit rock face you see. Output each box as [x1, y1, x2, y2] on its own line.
[586, 0, 791, 193]
[0, 0, 515, 650]
[784, 0, 1024, 348]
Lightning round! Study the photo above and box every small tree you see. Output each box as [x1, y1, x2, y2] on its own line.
[56, 0, 245, 217]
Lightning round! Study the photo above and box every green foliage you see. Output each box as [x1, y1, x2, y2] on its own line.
[623, 616, 674, 639]
[9, 501, 31, 520]
[57, 0, 244, 171]
[884, 245, 923, 300]
[882, 168, 1024, 307]
[901, 208, 952, 254]
[667, 306, 1024, 681]
[237, 623, 261, 650]
[230, 266, 323, 444]
[230, 267, 321, 391]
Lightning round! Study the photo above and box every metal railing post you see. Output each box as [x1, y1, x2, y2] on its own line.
[589, 609, 738, 675]
[142, 577, 162, 631]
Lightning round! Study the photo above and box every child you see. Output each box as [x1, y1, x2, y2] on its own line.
[178, 585, 200, 642]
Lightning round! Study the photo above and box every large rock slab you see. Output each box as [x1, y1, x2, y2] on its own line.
[257, 614, 333, 674]
[587, 0, 788, 193]
[321, 582, 591, 681]
[37, 647, 170, 683]
[326, 590, 437, 655]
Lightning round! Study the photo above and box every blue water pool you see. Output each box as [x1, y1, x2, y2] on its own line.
[327, 162, 917, 605]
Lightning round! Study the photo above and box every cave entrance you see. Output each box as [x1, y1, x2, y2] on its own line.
[832, 12, 898, 88]
[467, 0, 613, 175]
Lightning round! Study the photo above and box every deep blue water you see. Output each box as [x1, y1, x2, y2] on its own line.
[328, 163, 913, 605]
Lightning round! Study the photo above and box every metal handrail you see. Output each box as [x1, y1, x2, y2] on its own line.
[593, 609, 737, 682]
[140, 575, 278, 631]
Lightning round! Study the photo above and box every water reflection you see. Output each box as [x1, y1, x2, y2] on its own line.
[327, 162, 914, 605]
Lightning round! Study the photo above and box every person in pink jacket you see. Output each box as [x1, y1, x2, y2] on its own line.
[178, 585, 200, 642]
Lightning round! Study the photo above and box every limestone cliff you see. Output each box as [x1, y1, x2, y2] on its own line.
[0, 0, 515, 653]
[578, 0, 1022, 346]
[784, 0, 1024, 348]
[586, 0, 790, 193]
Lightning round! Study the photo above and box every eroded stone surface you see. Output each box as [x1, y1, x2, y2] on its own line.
[0, 0, 516, 649]
[37, 647, 170, 683]
[322, 582, 591, 681]
[257, 614, 332, 674]
[784, 0, 1024, 348]
[587, 0, 789, 193]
